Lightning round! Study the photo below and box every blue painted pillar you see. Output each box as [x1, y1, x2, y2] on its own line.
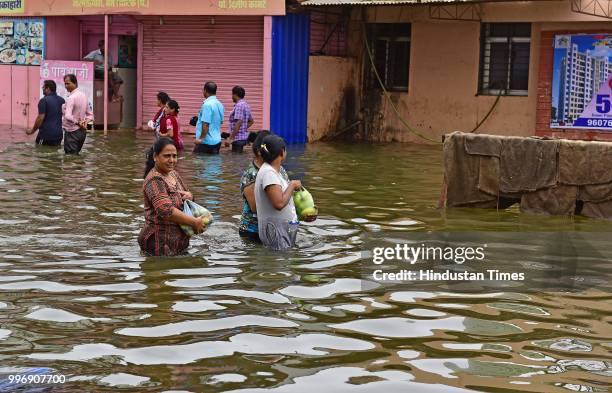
[271, 13, 310, 144]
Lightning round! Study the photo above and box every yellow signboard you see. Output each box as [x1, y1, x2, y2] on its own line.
[218, 0, 269, 9]
[13, 0, 283, 15]
[72, 0, 150, 8]
[0, 0, 24, 14]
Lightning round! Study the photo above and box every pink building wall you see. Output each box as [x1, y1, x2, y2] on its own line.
[0, 69, 10, 126]
[0, 16, 82, 129]
[0, 66, 44, 129]
[45, 17, 81, 60]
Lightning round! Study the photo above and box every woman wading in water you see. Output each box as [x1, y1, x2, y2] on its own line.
[254, 135, 302, 250]
[138, 138, 203, 256]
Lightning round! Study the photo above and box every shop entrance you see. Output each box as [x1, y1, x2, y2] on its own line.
[80, 15, 138, 129]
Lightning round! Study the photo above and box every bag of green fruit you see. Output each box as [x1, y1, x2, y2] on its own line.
[293, 187, 318, 222]
[180, 200, 214, 236]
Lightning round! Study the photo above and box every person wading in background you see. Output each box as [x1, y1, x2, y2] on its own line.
[194, 81, 224, 155]
[225, 85, 254, 153]
[149, 91, 170, 139]
[26, 80, 65, 147]
[62, 74, 93, 155]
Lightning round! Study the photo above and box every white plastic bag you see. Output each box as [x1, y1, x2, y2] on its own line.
[180, 200, 213, 237]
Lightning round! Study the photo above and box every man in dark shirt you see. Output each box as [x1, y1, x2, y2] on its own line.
[26, 80, 65, 146]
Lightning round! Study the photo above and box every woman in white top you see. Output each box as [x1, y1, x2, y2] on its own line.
[254, 135, 302, 250]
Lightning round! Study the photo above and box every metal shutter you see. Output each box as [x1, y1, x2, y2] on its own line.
[141, 16, 264, 131]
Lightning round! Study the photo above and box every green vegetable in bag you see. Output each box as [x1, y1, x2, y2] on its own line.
[180, 200, 213, 237]
[293, 187, 317, 221]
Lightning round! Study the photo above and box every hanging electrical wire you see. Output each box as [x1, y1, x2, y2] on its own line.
[361, 22, 502, 141]
[362, 23, 440, 143]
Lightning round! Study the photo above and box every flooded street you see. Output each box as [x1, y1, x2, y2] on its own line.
[0, 129, 610, 392]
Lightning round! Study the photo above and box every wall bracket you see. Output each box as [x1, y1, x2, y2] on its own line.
[429, 3, 482, 21]
[571, 0, 612, 19]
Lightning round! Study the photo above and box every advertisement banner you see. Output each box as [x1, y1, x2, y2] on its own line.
[0, 17, 44, 65]
[551, 34, 612, 130]
[40, 60, 94, 117]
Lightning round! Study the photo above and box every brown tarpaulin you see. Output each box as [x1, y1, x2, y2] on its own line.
[442, 132, 612, 219]
[498, 136, 559, 193]
[443, 132, 498, 208]
[559, 140, 612, 185]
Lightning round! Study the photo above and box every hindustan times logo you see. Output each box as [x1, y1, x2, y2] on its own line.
[372, 243, 487, 265]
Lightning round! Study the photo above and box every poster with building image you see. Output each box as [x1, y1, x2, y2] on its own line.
[551, 34, 612, 130]
[0, 17, 45, 65]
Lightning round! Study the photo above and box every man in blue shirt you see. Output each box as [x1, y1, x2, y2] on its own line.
[26, 80, 65, 146]
[194, 81, 224, 154]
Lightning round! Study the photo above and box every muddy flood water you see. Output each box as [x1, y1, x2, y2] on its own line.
[0, 129, 610, 392]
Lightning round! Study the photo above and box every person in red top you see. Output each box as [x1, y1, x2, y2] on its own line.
[159, 100, 184, 150]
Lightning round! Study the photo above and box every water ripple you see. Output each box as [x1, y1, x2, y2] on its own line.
[0, 132, 609, 392]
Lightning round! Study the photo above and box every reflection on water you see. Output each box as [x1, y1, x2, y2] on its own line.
[0, 129, 610, 392]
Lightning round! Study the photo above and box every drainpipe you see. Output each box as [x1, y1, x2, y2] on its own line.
[103, 14, 109, 135]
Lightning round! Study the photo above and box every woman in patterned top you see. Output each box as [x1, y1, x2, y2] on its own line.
[138, 137, 204, 256]
[239, 131, 289, 242]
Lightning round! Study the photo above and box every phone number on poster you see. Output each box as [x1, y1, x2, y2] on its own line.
[586, 119, 612, 127]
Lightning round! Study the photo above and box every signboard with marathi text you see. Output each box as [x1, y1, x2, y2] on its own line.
[551, 34, 612, 130]
[40, 60, 94, 120]
[0, 0, 283, 16]
[0, 0, 24, 14]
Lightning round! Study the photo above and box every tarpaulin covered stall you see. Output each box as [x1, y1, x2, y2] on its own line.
[442, 131, 612, 219]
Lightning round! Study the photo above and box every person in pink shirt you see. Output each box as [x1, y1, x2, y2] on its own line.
[62, 74, 93, 155]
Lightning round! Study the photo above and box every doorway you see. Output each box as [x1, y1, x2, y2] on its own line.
[80, 15, 138, 129]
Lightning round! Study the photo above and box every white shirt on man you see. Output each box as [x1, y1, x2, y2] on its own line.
[84, 49, 112, 71]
